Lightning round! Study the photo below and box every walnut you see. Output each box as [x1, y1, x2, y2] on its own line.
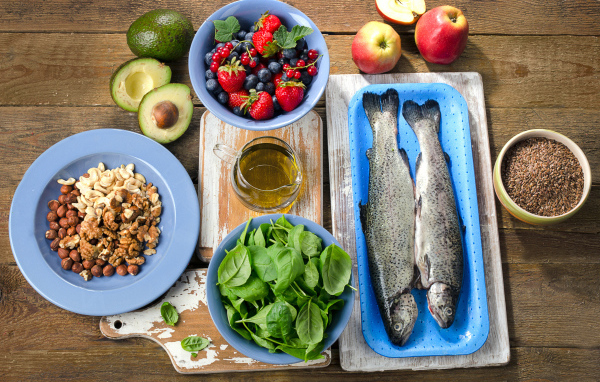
[121, 206, 141, 223]
[143, 248, 156, 256]
[136, 225, 149, 242]
[59, 234, 80, 249]
[126, 256, 146, 265]
[102, 209, 119, 231]
[147, 226, 160, 245]
[80, 219, 103, 241]
[151, 205, 162, 217]
[79, 239, 100, 260]
[80, 270, 93, 281]
[108, 251, 125, 267]
[131, 193, 144, 209]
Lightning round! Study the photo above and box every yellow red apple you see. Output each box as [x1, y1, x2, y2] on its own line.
[415, 5, 469, 65]
[376, 0, 426, 25]
[351, 21, 402, 74]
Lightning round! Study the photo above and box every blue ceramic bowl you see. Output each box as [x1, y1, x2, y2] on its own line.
[188, 0, 329, 131]
[206, 214, 355, 364]
[9, 129, 200, 316]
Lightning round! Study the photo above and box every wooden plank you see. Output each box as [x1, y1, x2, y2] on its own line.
[0, 0, 599, 36]
[99, 269, 330, 373]
[1, 33, 599, 109]
[326, 73, 509, 371]
[197, 110, 322, 262]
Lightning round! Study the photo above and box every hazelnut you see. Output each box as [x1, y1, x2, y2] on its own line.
[91, 265, 103, 277]
[83, 173, 90, 178]
[127, 264, 139, 276]
[56, 204, 67, 218]
[69, 250, 82, 263]
[71, 189, 81, 197]
[116, 264, 128, 276]
[96, 259, 106, 266]
[71, 262, 83, 273]
[61, 258, 74, 270]
[59, 217, 69, 229]
[47, 211, 58, 222]
[67, 216, 79, 227]
[50, 238, 60, 251]
[78, 211, 86, 219]
[49, 221, 60, 231]
[103, 264, 115, 277]
[60, 184, 73, 194]
[76, 224, 82, 234]
[48, 200, 60, 211]
[58, 227, 67, 239]
[58, 194, 68, 204]
[67, 226, 76, 236]
[67, 203, 75, 210]
[57, 248, 70, 259]
[66, 193, 78, 203]
[82, 260, 95, 270]
[45, 229, 57, 240]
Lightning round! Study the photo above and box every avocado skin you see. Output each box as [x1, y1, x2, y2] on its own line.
[127, 9, 194, 61]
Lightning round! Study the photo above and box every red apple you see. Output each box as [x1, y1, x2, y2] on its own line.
[415, 5, 469, 65]
[376, 0, 426, 25]
[352, 21, 402, 74]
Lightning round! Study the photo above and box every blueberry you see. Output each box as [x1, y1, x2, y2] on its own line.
[280, 73, 291, 82]
[272, 95, 281, 111]
[299, 53, 309, 62]
[257, 68, 272, 82]
[205, 69, 216, 80]
[206, 79, 219, 92]
[249, 25, 256, 33]
[233, 106, 244, 116]
[264, 82, 276, 95]
[217, 91, 229, 104]
[282, 49, 297, 59]
[205, 52, 214, 65]
[278, 58, 289, 66]
[243, 74, 259, 90]
[216, 42, 226, 50]
[230, 40, 241, 52]
[256, 82, 265, 92]
[245, 66, 253, 75]
[296, 38, 306, 50]
[245, 32, 254, 41]
[300, 70, 313, 86]
[268, 61, 282, 74]
[290, 58, 299, 67]
[228, 51, 239, 61]
[237, 30, 247, 40]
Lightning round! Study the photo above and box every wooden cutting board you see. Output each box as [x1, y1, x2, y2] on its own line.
[100, 269, 331, 373]
[197, 110, 323, 262]
[326, 73, 510, 371]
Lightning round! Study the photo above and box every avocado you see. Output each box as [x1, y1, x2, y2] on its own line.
[138, 83, 194, 144]
[110, 58, 171, 112]
[127, 9, 194, 61]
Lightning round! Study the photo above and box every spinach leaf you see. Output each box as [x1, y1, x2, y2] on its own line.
[250, 331, 276, 350]
[266, 301, 293, 340]
[296, 299, 324, 345]
[181, 336, 210, 352]
[249, 245, 277, 282]
[266, 242, 285, 260]
[230, 274, 270, 302]
[238, 218, 252, 245]
[231, 297, 248, 317]
[271, 216, 293, 245]
[300, 231, 322, 259]
[225, 304, 252, 340]
[247, 229, 256, 246]
[288, 224, 304, 252]
[320, 244, 352, 296]
[273, 247, 304, 295]
[219, 282, 238, 303]
[237, 303, 273, 326]
[325, 299, 345, 314]
[305, 340, 325, 361]
[218, 244, 252, 287]
[303, 259, 319, 288]
[160, 302, 178, 326]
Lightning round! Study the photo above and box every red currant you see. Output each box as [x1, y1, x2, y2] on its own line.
[240, 55, 250, 65]
[308, 49, 318, 60]
[210, 62, 219, 72]
[307, 59, 315, 65]
[249, 59, 257, 68]
[221, 48, 231, 58]
[294, 70, 302, 79]
[277, 51, 284, 59]
[296, 59, 306, 68]
[283, 63, 291, 70]
[249, 48, 257, 57]
[212, 53, 221, 62]
[225, 42, 234, 50]
[307, 66, 318, 76]
[286, 69, 295, 78]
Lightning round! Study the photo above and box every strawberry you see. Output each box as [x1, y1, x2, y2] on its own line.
[217, 57, 246, 93]
[273, 72, 283, 86]
[256, 12, 282, 34]
[275, 81, 305, 112]
[244, 90, 274, 120]
[252, 29, 275, 56]
[228, 89, 249, 109]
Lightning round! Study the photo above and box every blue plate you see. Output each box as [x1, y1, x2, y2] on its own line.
[9, 129, 200, 316]
[206, 214, 355, 364]
[348, 83, 489, 357]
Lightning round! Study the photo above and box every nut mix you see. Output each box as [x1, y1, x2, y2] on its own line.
[44, 162, 162, 281]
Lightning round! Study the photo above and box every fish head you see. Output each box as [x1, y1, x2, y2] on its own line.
[427, 282, 459, 329]
[388, 293, 418, 346]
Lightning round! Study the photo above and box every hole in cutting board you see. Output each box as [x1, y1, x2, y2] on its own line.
[114, 320, 123, 329]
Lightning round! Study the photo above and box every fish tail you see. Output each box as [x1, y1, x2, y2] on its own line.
[362, 92, 382, 127]
[380, 88, 399, 116]
[402, 99, 441, 133]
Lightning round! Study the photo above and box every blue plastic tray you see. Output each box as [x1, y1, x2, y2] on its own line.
[348, 83, 489, 358]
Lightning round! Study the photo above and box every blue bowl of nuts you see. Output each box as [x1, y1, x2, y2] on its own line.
[188, 0, 329, 130]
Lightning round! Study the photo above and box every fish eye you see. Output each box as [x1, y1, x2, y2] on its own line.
[394, 323, 403, 331]
[444, 307, 453, 316]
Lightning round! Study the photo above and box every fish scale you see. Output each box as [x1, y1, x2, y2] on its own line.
[359, 89, 417, 346]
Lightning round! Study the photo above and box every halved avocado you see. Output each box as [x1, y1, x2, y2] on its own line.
[110, 58, 172, 112]
[138, 83, 193, 144]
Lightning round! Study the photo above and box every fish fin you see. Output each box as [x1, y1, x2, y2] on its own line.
[415, 152, 422, 173]
[402, 99, 441, 133]
[416, 195, 422, 218]
[362, 92, 381, 126]
[399, 148, 410, 168]
[359, 201, 368, 230]
[380, 89, 399, 116]
[366, 148, 372, 160]
[444, 151, 451, 164]
[424, 253, 431, 282]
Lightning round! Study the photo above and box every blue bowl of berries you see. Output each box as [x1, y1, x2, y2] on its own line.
[189, 0, 329, 130]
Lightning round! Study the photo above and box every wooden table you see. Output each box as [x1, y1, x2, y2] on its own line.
[1, 0, 598, 380]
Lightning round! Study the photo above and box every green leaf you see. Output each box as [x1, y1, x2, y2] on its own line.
[237, 303, 273, 326]
[300, 231, 322, 259]
[218, 244, 252, 287]
[273, 247, 304, 295]
[181, 336, 210, 352]
[160, 302, 179, 326]
[266, 301, 293, 340]
[303, 259, 319, 289]
[219, 282, 239, 303]
[296, 299, 324, 345]
[320, 244, 352, 296]
[239, 218, 252, 246]
[249, 245, 278, 282]
[250, 331, 276, 350]
[288, 224, 304, 253]
[230, 274, 270, 302]
[213, 16, 241, 42]
[271, 216, 293, 245]
[191, 352, 198, 357]
[225, 304, 252, 340]
[266, 242, 285, 260]
[247, 229, 256, 246]
[254, 223, 271, 247]
[261, 40, 280, 58]
[273, 25, 313, 49]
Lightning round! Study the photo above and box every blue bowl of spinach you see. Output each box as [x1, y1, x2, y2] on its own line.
[206, 214, 355, 364]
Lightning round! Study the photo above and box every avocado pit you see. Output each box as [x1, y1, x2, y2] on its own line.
[152, 101, 179, 128]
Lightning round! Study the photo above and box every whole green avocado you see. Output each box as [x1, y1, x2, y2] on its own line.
[127, 9, 194, 61]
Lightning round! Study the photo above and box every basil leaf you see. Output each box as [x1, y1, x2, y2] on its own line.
[273, 25, 313, 49]
[266, 301, 293, 340]
[218, 244, 252, 287]
[160, 302, 179, 326]
[249, 245, 277, 282]
[230, 274, 270, 302]
[296, 299, 324, 345]
[213, 16, 240, 42]
[303, 259, 319, 289]
[181, 336, 210, 352]
[273, 247, 304, 295]
[320, 244, 352, 296]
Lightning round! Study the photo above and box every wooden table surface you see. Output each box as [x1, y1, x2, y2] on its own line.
[1, 0, 599, 380]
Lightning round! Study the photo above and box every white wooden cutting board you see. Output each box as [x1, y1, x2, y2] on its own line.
[326, 73, 510, 371]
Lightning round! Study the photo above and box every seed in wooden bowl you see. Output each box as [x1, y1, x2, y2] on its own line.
[501, 137, 584, 217]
